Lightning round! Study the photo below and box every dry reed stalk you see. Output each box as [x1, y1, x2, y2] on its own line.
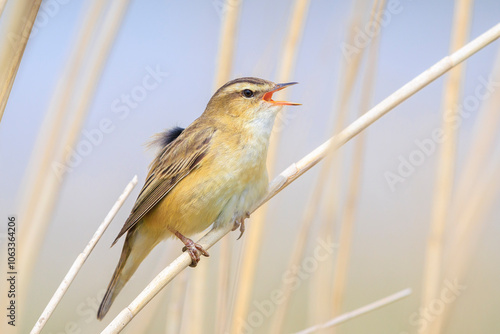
[292, 288, 412, 334]
[224, 238, 246, 332]
[421, 2, 473, 333]
[17, 0, 132, 319]
[14, 1, 107, 330]
[0, 2, 41, 330]
[17, 0, 107, 277]
[431, 48, 500, 333]
[57, 0, 131, 165]
[213, 0, 241, 88]
[125, 243, 182, 333]
[267, 0, 369, 329]
[101, 222, 234, 334]
[229, 1, 311, 332]
[329, 0, 385, 324]
[30, 176, 138, 334]
[449, 46, 500, 241]
[100, 23, 500, 332]
[0, 0, 8, 19]
[179, 271, 201, 334]
[18, 0, 107, 247]
[165, 271, 188, 334]
[212, 1, 242, 332]
[309, 0, 369, 321]
[214, 237, 230, 333]
[0, 0, 42, 123]
[180, 260, 209, 334]
[433, 159, 500, 334]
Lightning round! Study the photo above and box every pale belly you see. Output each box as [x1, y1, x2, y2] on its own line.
[142, 153, 268, 239]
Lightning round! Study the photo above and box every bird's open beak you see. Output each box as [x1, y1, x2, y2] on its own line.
[262, 82, 301, 106]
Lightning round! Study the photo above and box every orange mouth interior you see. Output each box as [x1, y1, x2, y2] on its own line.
[262, 89, 300, 106]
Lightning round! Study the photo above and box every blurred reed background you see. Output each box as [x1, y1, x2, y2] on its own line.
[0, 0, 500, 333]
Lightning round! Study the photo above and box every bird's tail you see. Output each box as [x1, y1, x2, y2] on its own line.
[97, 227, 157, 320]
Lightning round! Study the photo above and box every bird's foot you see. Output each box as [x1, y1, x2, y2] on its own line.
[174, 231, 209, 267]
[182, 242, 209, 267]
[232, 211, 250, 240]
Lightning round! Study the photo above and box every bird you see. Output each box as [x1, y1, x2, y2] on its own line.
[97, 77, 300, 320]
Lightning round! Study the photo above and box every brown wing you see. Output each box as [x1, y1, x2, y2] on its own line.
[111, 126, 215, 246]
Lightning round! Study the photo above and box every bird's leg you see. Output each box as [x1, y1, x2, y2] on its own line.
[232, 211, 250, 240]
[171, 230, 209, 267]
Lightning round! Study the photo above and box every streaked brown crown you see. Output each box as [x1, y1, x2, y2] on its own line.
[204, 77, 277, 117]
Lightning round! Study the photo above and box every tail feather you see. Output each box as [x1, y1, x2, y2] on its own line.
[97, 227, 157, 320]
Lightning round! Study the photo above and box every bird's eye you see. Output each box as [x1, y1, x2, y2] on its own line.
[242, 89, 254, 98]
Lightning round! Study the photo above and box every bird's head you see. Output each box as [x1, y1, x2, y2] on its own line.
[204, 77, 300, 121]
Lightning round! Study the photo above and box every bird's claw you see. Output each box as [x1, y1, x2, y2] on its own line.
[182, 241, 209, 267]
[232, 212, 250, 240]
